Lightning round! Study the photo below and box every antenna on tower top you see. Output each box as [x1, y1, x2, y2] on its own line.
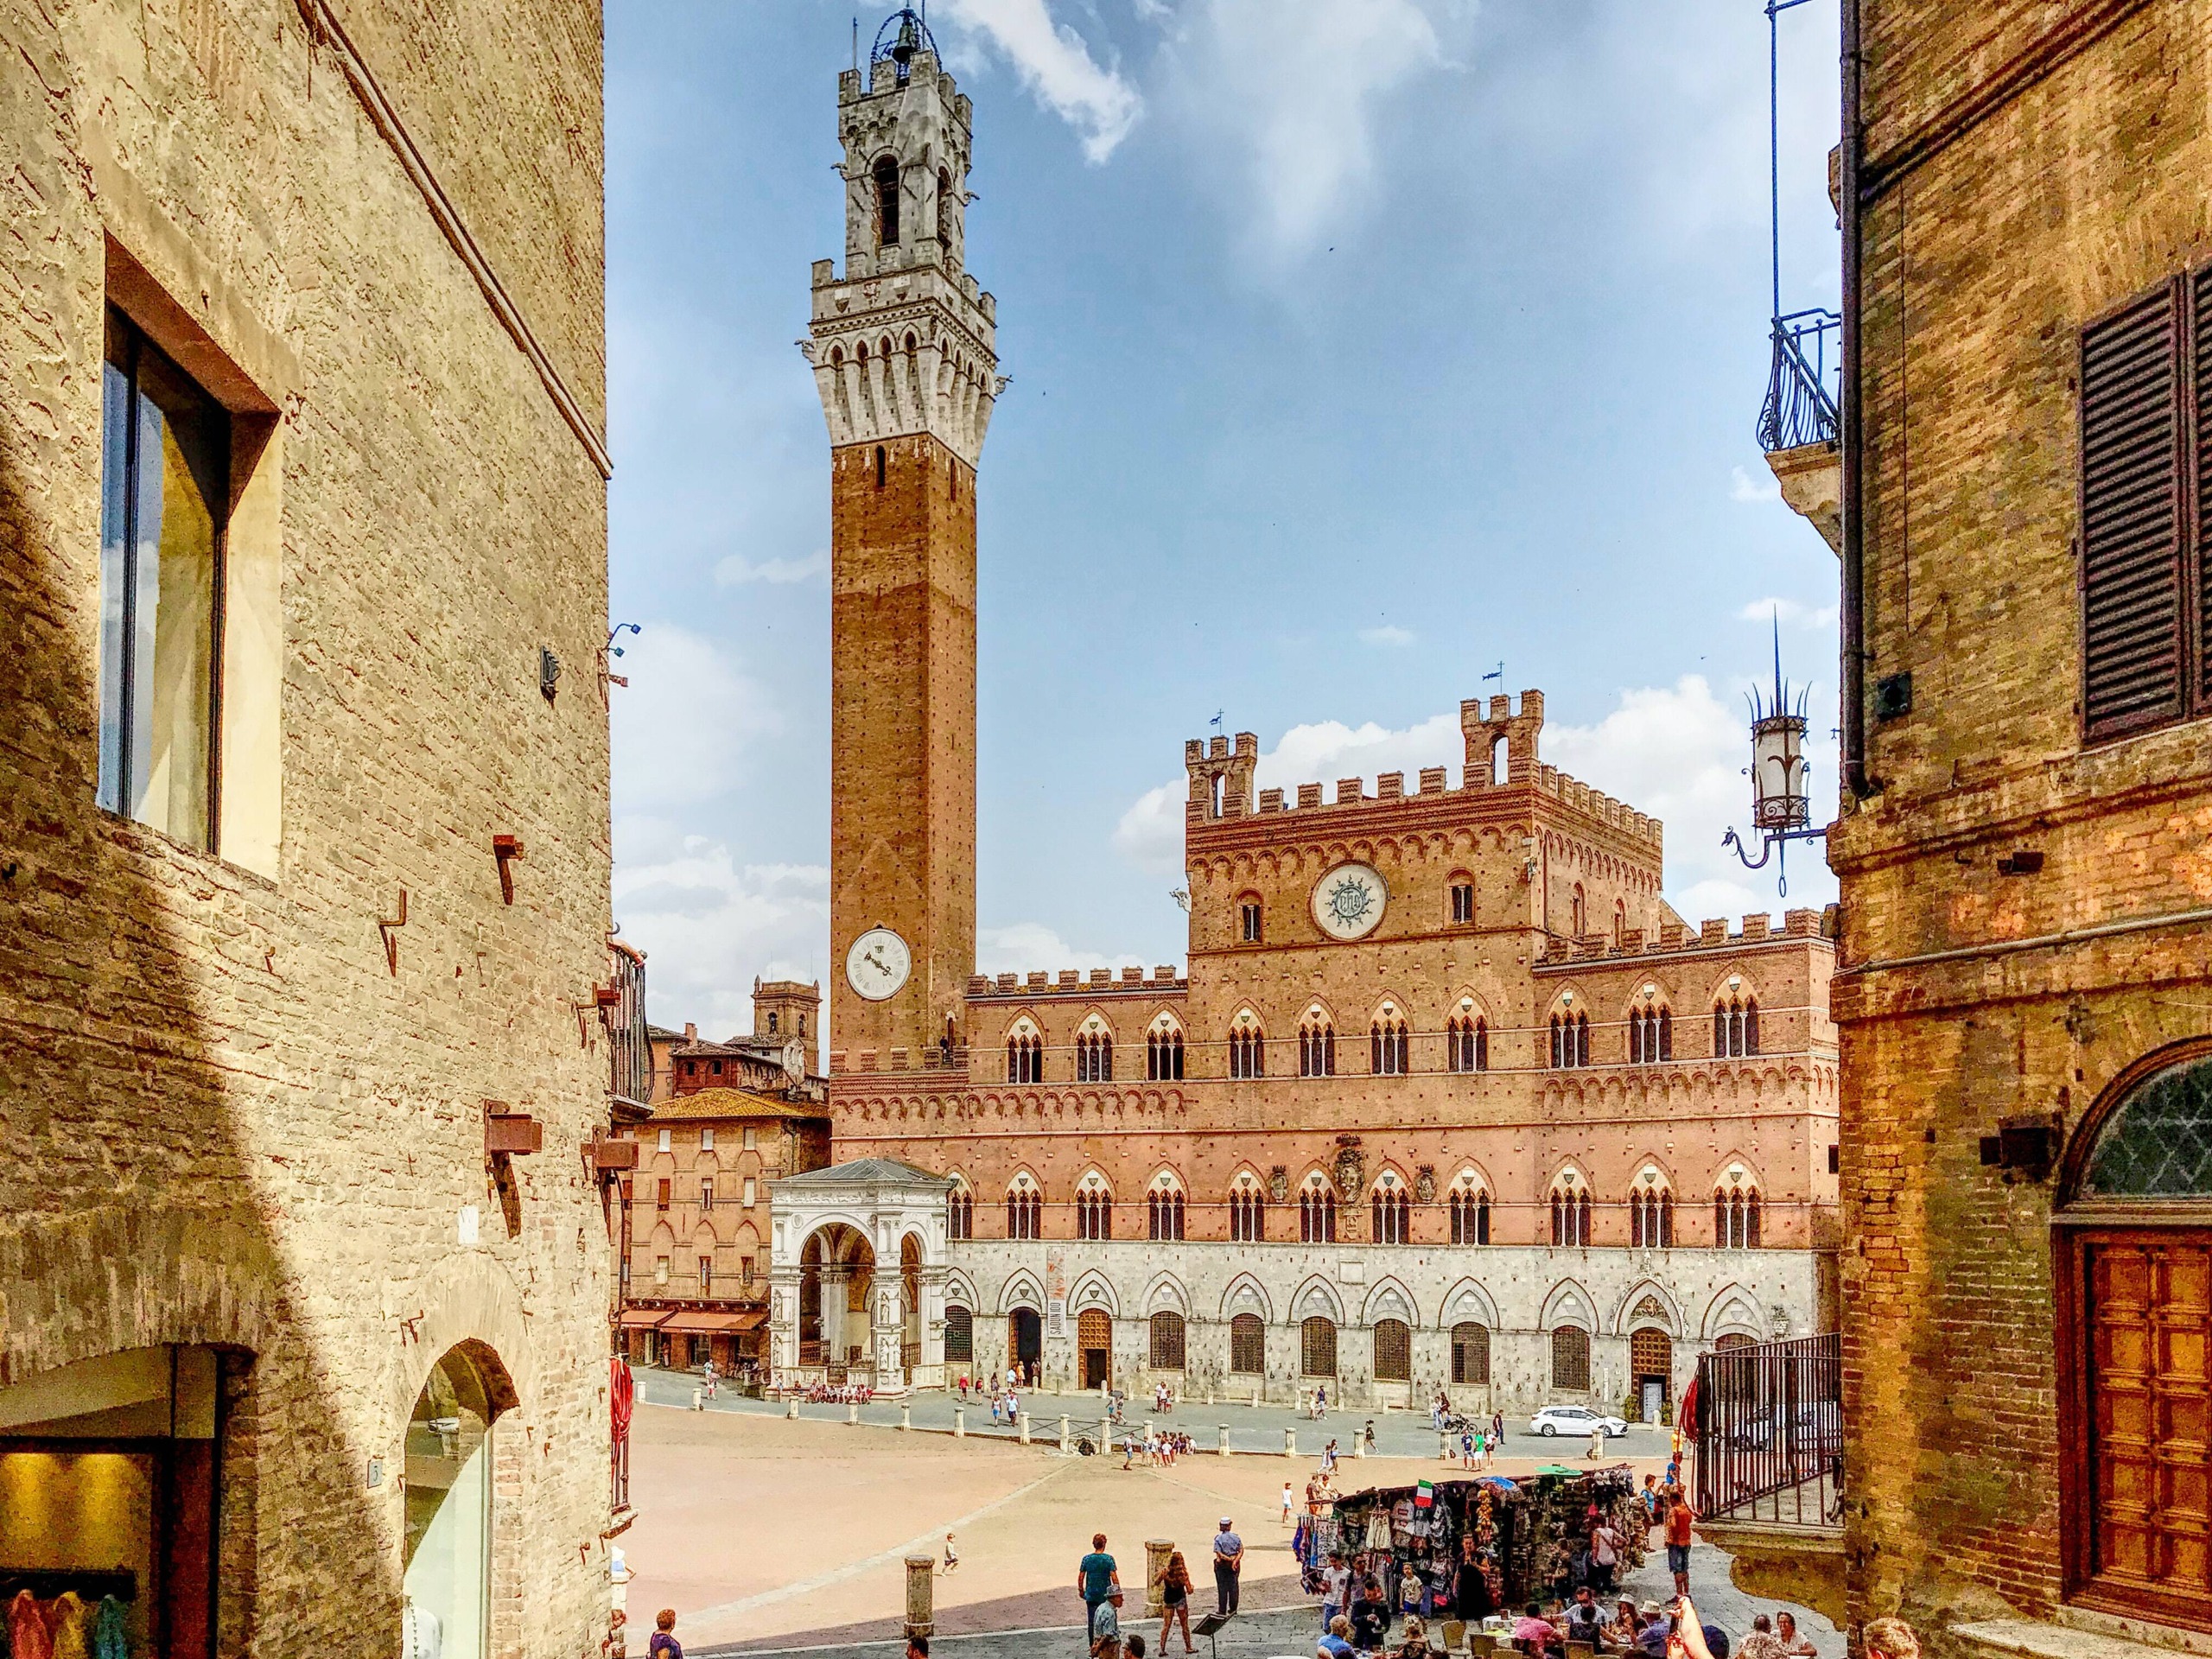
[852, 17, 859, 73]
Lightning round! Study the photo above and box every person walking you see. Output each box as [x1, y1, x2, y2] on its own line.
[1282, 1482, 1296, 1526]
[1079, 1534, 1122, 1628]
[1211, 1516, 1243, 1617]
[1090, 1588, 1125, 1659]
[1491, 1410, 1504, 1451]
[1159, 1549, 1195, 1655]
[941, 1533, 958, 1575]
[1590, 1516, 1622, 1595]
[647, 1611, 682, 1659]
[1320, 1551, 1351, 1633]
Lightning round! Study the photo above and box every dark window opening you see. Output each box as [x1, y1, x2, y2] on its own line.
[874, 155, 900, 246]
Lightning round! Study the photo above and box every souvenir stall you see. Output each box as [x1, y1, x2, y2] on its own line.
[1299, 1468, 1649, 1625]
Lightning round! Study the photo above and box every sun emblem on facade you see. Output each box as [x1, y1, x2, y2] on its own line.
[1310, 861, 1386, 940]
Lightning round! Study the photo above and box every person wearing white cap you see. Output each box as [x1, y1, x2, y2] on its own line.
[1211, 1516, 1243, 1617]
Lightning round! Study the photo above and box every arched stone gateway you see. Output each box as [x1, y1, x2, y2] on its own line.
[404, 1342, 521, 1659]
[769, 1158, 954, 1391]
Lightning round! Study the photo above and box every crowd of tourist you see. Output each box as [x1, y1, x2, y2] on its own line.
[799, 1379, 875, 1405]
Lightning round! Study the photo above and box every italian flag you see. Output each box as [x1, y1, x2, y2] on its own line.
[1415, 1481, 1434, 1508]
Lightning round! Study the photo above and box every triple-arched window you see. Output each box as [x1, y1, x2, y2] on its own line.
[1371, 1017, 1410, 1076]
[1631, 1186, 1675, 1249]
[1147, 1026, 1185, 1081]
[1075, 1031, 1113, 1083]
[1550, 1012, 1591, 1068]
[1228, 1023, 1265, 1079]
[1550, 1184, 1595, 1246]
[1447, 1014, 1489, 1072]
[1076, 1182, 1113, 1242]
[1715, 1185, 1763, 1248]
[1006, 1031, 1043, 1084]
[1006, 1182, 1042, 1240]
[1229, 1179, 1267, 1243]
[1449, 1185, 1491, 1244]
[1147, 1185, 1186, 1241]
[1714, 995, 1761, 1058]
[1300, 1179, 1338, 1243]
[1300, 1020, 1337, 1077]
[1629, 1005, 1674, 1064]
[1371, 1180, 1410, 1245]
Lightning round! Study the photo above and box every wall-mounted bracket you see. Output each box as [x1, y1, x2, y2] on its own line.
[378, 888, 409, 975]
[493, 836, 524, 905]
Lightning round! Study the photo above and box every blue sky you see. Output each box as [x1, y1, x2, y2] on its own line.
[607, 0, 1845, 1037]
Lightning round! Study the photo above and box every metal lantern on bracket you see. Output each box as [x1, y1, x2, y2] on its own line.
[1724, 623, 1828, 893]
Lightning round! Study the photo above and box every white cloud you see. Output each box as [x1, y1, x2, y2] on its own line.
[976, 921, 1155, 976]
[938, 0, 1142, 162]
[1738, 595, 1839, 629]
[1171, 0, 1459, 254]
[1109, 678, 1838, 919]
[714, 548, 828, 586]
[609, 624, 783, 812]
[1730, 465, 1781, 503]
[1357, 624, 1415, 648]
[613, 829, 830, 1037]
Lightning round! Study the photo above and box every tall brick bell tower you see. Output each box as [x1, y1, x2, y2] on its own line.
[805, 7, 1001, 1080]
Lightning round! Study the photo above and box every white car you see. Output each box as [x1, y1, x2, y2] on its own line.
[1530, 1405, 1629, 1439]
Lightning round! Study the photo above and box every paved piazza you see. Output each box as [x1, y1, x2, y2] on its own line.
[619, 1373, 1843, 1658]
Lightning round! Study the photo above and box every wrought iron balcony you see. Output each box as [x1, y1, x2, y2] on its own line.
[1756, 308, 1841, 454]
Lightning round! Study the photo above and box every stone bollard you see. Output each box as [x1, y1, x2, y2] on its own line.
[1146, 1540, 1173, 1618]
[1354, 1434, 1366, 1459]
[691, 1389, 703, 1412]
[954, 1406, 965, 1438]
[848, 1402, 860, 1426]
[786, 1397, 798, 1420]
[1253, 1389, 1262, 1408]
[1284, 1427, 1297, 1458]
[1217, 1424, 1230, 1456]
[1143, 1418, 1154, 1447]
[1060, 1414, 1071, 1455]
[900, 1402, 912, 1432]
[1440, 1433, 1452, 1462]
[1018, 1410, 1032, 1445]
[904, 1554, 936, 1639]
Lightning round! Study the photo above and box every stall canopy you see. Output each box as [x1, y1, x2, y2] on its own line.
[615, 1308, 672, 1330]
[657, 1309, 766, 1335]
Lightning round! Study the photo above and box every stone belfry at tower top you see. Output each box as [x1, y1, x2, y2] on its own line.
[810, 8, 999, 1084]
[804, 8, 1002, 466]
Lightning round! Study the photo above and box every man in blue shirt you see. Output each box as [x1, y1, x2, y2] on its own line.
[1211, 1517, 1243, 1616]
[1079, 1534, 1121, 1626]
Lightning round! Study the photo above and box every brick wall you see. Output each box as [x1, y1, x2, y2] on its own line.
[0, 2, 613, 1654]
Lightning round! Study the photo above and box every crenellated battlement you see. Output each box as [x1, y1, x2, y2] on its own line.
[1533, 906, 1834, 968]
[966, 965, 1187, 1000]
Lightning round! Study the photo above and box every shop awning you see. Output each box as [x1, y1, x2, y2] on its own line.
[615, 1308, 673, 1330]
[657, 1308, 766, 1335]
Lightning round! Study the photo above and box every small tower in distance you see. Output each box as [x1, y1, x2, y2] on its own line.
[808, 8, 1001, 1078]
[753, 978, 823, 1050]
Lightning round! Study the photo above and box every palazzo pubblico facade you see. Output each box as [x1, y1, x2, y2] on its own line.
[766, 17, 1838, 1421]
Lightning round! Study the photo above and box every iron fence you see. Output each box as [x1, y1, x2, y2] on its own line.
[1756, 309, 1842, 453]
[1692, 1332, 1842, 1528]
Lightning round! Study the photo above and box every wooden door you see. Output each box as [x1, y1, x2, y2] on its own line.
[2075, 1230, 2212, 1627]
[1079, 1307, 1112, 1389]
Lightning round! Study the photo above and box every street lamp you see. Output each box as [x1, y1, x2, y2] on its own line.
[1723, 627, 1826, 893]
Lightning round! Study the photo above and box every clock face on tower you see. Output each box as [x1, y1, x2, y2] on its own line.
[845, 927, 912, 1001]
[1311, 862, 1388, 942]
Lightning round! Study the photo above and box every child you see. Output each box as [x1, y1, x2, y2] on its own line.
[943, 1533, 959, 1574]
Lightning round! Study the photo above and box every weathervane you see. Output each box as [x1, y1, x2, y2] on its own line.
[1721, 616, 1825, 894]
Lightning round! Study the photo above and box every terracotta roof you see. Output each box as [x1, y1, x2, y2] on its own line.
[778, 1156, 951, 1189]
[648, 1087, 830, 1123]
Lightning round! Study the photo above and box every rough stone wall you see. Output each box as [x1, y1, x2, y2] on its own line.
[0, 1, 613, 1655]
[1834, 0, 2212, 1634]
[829, 431, 978, 1070]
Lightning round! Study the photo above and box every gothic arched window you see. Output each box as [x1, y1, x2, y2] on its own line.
[1147, 1025, 1185, 1082]
[1714, 996, 1761, 1058]
[1370, 1018, 1409, 1076]
[1300, 1020, 1336, 1077]
[1229, 1178, 1267, 1243]
[1448, 1014, 1488, 1073]
[1371, 1181, 1410, 1245]
[1229, 1023, 1265, 1079]
[1300, 1180, 1338, 1243]
[874, 154, 900, 246]
[1076, 1031, 1113, 1083]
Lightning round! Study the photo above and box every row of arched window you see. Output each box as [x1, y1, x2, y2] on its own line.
[978, 1179, 1764, 1248]
[1001, 1001, 1760, 1084]
[944, 1306, 1635, 1394]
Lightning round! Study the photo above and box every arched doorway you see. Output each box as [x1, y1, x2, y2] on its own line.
[1630, 1327, 1673, 1421]
[798, 1224, 874, 1380]
[1007, 1306, 1042, 1382]
[1078, 1307, 1113, 1389]
[2059, 1044, 2212, 1629]
[899, 1234, 923, 1377]
[404, 1344, 512, 1659]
